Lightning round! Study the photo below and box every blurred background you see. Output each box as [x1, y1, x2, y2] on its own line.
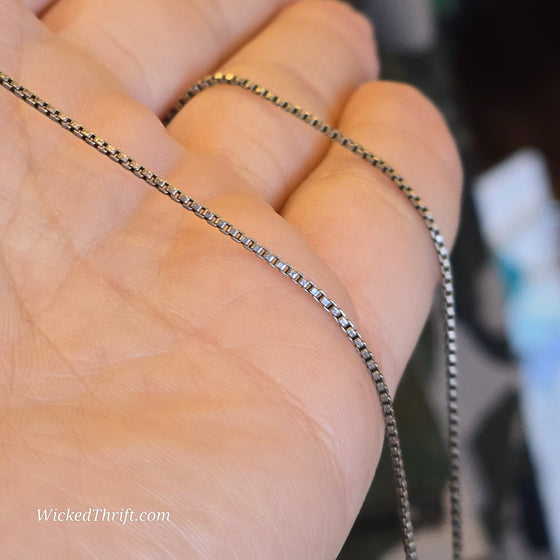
[338, 1, 560, 559]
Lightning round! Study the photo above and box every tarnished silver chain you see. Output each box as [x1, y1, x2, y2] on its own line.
[0, 69, 461, 560]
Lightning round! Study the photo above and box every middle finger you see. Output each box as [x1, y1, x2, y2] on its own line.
[167, 0, 378, 207]
[39, 0, 297, 115]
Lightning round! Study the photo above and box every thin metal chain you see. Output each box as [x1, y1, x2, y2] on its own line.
[0, 69, 461, 560]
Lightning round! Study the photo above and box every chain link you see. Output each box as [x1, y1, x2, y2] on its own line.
[0, 69, 462, 560]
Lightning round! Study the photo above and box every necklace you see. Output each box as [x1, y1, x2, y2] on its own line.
[0, 69, 462, 560]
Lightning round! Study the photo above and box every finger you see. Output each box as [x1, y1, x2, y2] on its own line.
[282, 81, 463, 390]
[20, 0, 53, 14]
[167, 0, 378, 207]
[39, 0, 297, 115]
[0, 1, 189, 305]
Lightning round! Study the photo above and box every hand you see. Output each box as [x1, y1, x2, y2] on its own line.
[0, 0, 462, 558]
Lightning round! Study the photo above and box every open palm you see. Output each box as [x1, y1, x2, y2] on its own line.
[0, 0, 461, 558]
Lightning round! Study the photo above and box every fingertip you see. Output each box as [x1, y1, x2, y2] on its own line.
[284, 0, 379, 80]
[346, 80, 463, 241]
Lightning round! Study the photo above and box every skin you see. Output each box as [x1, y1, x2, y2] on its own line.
[0, 0, 462, 558]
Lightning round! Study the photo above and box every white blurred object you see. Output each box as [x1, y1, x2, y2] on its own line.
[474, 148, 560, 559]
[364, 0, 437, 53]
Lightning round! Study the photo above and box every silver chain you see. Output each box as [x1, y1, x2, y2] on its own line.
[0, 69, 462, 560]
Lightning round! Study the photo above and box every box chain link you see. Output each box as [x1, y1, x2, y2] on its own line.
[0, 69, 462, 560]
